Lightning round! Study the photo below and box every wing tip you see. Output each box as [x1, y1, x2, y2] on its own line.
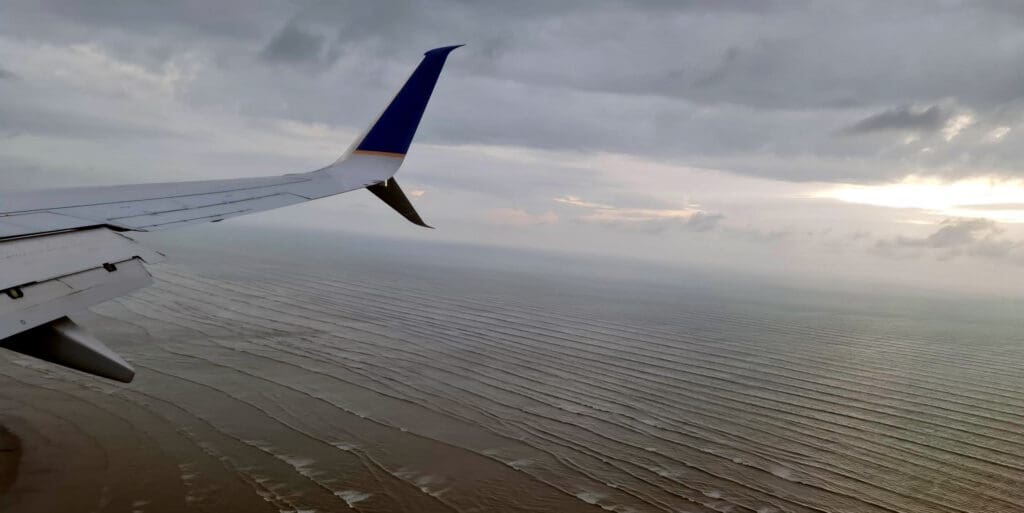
[352, 44, 463, 156]
[425, 44, 465, 57]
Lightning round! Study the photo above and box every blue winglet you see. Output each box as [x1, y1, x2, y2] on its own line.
[355, 45, 463, 156]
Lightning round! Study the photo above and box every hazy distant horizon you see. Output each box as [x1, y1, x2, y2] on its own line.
[140, 223, 1024, 337]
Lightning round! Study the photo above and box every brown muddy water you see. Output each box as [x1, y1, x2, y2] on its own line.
[1, 236, 1023, 513]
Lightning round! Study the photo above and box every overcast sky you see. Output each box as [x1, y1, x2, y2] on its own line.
[5, 1, 1024, 295]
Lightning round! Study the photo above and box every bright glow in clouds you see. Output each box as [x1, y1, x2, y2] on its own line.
[987, 126, 1012, 142]
[941, 113, 974, 141]
[814, 176, 1024, 222]
[554, 195, 705, 222]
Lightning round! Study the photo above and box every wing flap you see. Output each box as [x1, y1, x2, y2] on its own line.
[0, 228, 162, 291]
[0, 257, 152, 340]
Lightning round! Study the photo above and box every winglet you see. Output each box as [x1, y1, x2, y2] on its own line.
[353, 45, 463, 157]
[367, 178, 432, 228]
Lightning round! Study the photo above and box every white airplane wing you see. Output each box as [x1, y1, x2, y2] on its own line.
[0, 45, 461, 382]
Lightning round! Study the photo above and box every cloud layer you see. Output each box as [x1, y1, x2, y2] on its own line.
[843, 106, 950, 135]
[4, 2, 1024, 294]
[6, 1, 1024, 183]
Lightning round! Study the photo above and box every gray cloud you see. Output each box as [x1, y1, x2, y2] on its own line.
[26, 0, 271, 38]
[6, 2, 1024, 188]
[0, 101, 176, 140]
[899, 218, 996, 248]
[0, 66, 15, 80]
[685, 211, 725, 232]
[842, 105, 948, 134]
[260, 24, 333, 68]
[874, 218, 1024, 262]
[10, 1, 1024, 292]
[572, 214, 723, 234]
[556, 194, 725, 234]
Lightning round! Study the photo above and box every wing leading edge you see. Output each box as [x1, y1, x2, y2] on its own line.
[0, 45, 462, 382]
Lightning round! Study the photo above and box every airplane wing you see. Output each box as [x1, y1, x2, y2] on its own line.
[0, 45, 461, 382]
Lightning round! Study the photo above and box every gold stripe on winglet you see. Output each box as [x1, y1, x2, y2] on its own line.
[352, 150, 406, 158]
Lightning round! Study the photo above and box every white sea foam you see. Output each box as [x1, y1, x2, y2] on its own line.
[576, 491, 605, 504]
[769, 465, 795, 481]
[335, 490, 371, 507]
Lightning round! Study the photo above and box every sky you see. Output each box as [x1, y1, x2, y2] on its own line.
[4, 1, 1024, 296]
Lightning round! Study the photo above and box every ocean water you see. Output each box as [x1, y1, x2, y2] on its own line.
[1, 230, 1023, 513]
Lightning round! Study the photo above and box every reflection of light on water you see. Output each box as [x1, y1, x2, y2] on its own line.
[812, 176, 1024, 222]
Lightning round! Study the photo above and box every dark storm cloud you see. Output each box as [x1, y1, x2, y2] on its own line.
[842, 105, 949, 135]
[6, 1, 1024, 184]
[17, 1, 1011, 107]
[28, 0, 271, 38]
[260, 24, 333, 67]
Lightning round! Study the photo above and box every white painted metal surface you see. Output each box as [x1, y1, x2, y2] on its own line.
[0, 257, 152, 340]
[0, 154, 402, 239]
[0, 228, 162, 290]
